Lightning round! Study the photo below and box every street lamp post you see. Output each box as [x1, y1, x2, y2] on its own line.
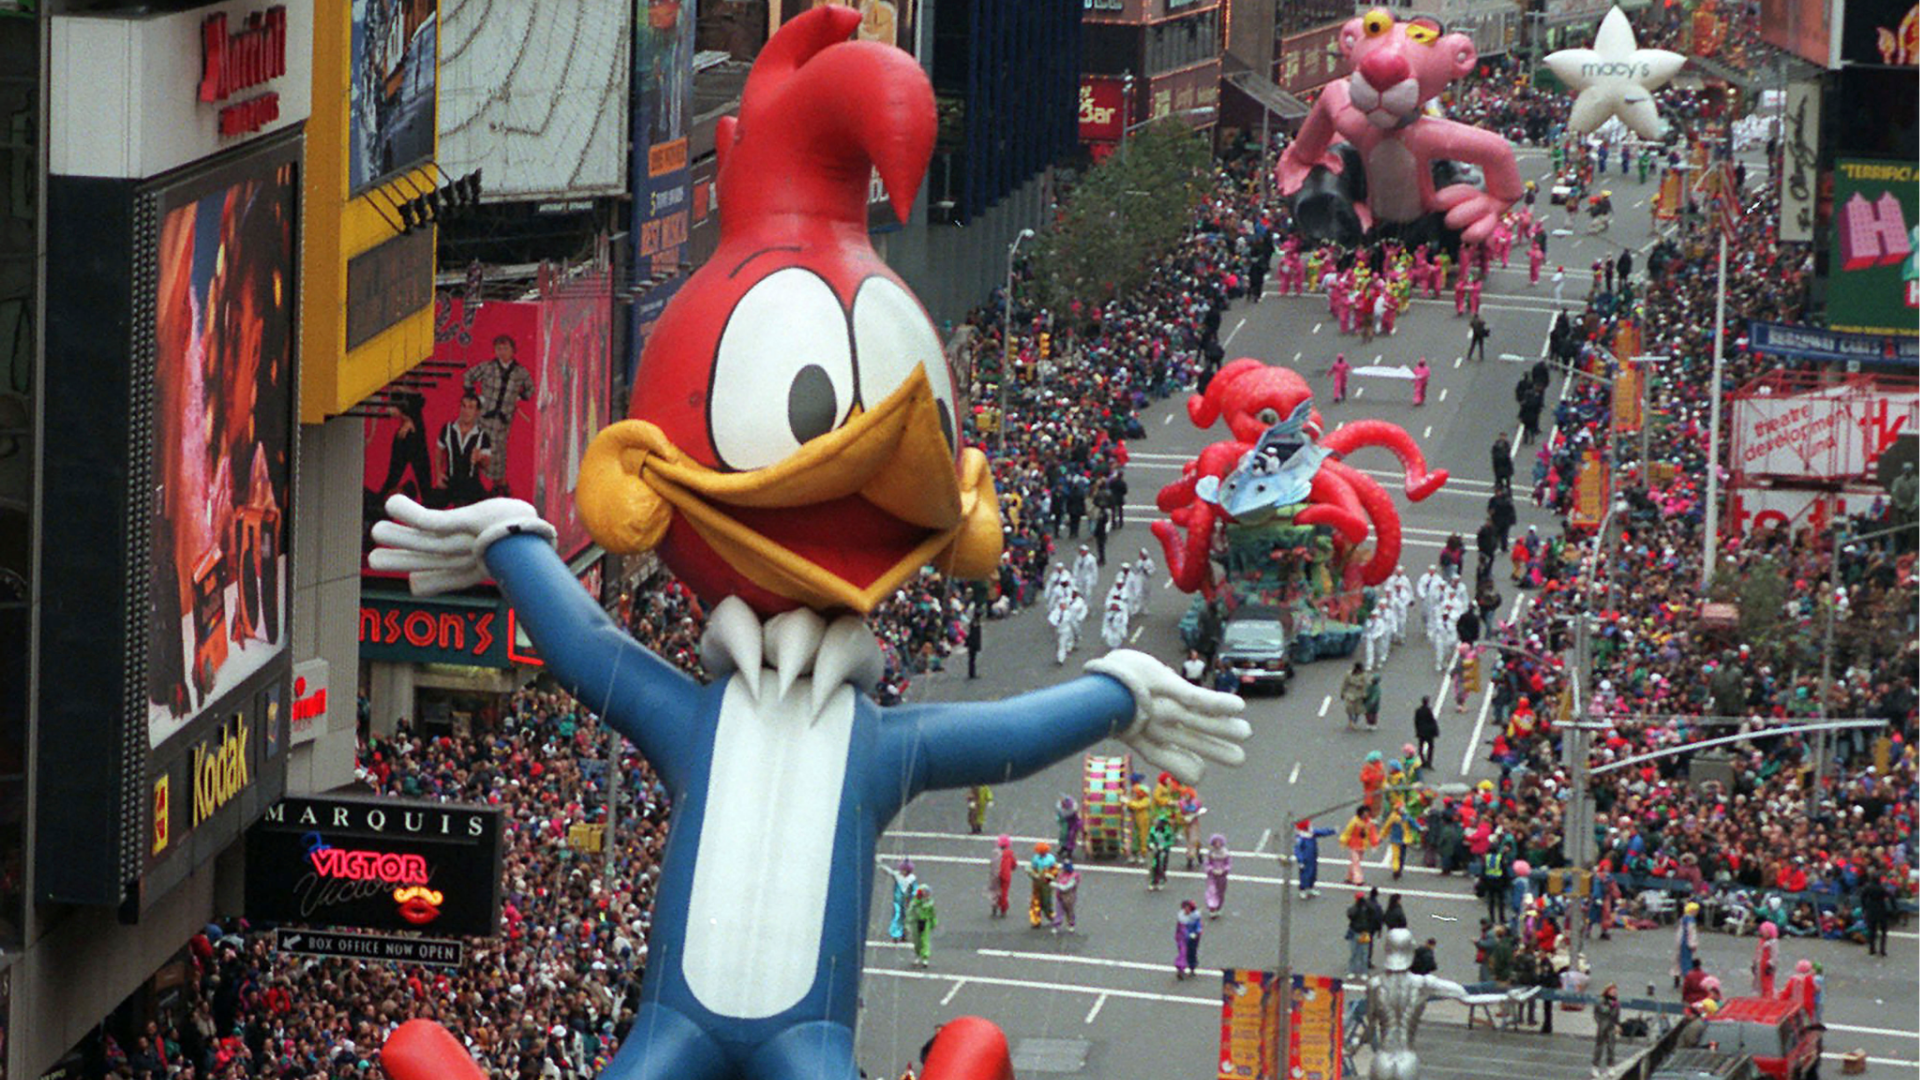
[998, 228, 1035, 454]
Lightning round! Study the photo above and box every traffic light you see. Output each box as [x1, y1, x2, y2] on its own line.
[1038, 332, 1051, 361]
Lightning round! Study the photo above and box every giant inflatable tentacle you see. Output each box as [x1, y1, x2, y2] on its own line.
[1293, 470, 1370, 545]
[1321, 419, 1449, 501]
[1323, 458, 1401, 585]
[1153, 509, 1219, 598]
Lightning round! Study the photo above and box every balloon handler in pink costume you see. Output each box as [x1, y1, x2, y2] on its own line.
[1203, 833, 1233, 917]
[368, 10, 1250, 1080]
[1278, 8, 1522, 254]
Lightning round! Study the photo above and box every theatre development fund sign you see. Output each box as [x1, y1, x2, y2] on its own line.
[245, 793, 502, 937]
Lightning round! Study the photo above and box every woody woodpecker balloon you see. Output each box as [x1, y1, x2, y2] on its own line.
[369, 9, 1249, 1080]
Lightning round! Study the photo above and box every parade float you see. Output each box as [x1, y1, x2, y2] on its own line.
[1152, 360, 1447, 663]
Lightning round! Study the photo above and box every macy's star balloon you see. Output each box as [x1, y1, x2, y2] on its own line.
[1546, 6, 1686, 140]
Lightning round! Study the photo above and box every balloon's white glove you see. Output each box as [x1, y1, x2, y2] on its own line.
[1085, 649, 1249, 785]
[368, 494, 556, 596]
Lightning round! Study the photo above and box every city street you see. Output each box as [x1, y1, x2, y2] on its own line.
[854, 147, 1920, 1079]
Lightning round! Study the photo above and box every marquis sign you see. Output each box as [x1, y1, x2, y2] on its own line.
[245, 794, 503, 937]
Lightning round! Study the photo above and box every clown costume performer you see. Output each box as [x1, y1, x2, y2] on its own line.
[989, 834, 1015, 918]
[1340, 805, 1379, 885]
[1028, 843, 1059, 927]
[1124, 780, 1153, 863]
[1179, 785, 1206, 869]
[879, 858, 918, 942]
[1052, 860, 1080, 932]
[1174, 900, 1205, 979]
[1056, 796, 1083, 861]
[1295, 819, 1336, 898]
[1146, 813, 1177, 891]
[1203, 834, 1232, 917]
[906, 885, 937, 967]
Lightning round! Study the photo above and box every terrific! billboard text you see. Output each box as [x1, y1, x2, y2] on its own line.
[1828, 159, 1919, 337]
[246, 794, 502, 937]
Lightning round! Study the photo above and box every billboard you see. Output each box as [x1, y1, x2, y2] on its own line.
[350, 0, 438, 192]
[1750, 320, 1920, 367]
[1286, 974, 1345, 1080]
[361, 295, 541, 569]
[535, 259, 614, 560]
[1145, 61, 1222, 128]
[148, 145, 299, 751]
[246, 794, 503, 937]
[1779, 82, 1820, 244]
[359, 592, 512, 667]
[633, 0, 694, 281]
[49, 0, 315, 181]
[1827, 159, 1919, 337]
[437, 0, 631, 200]
[1728, 484, 1888, 536]
[1730, 380, 1917, 479]
[1839, 0, 1919, 64]
[40, 133, 299, 909]
[1079, 76, 1129, 144]
[1219, 969, 1281, 1080]
[1275, 25, 1344, 97]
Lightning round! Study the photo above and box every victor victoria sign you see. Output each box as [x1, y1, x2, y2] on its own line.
[244, 794, 503, 937]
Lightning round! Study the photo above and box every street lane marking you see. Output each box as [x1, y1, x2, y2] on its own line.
[1318, 695, 1332, 717]
[1460, 592, 1531, 776]
[941, 978, 968, 1005]
[1254, 827, 1272, 855]
[1453, 356, 1462, 369]
[1164, 412, 1174, 425]
[1085, 993, 1109, 1023]
[1355, 386, 1364, 398]
[1293, 351, 1302, 363]
[1129, 626, 1143, 643]
[1439, 388, 1449, 402]
[1313, 323, 1322, 334]
[1423, 424, 1433, 439]
[1289, 760, 1302, 784]
[1226, 316, 1248, 346]
[867, 967, 1214, 1008]
[881, 833, 1591, 888]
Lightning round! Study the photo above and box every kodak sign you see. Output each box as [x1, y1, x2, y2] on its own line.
[192, 716, 252, 827]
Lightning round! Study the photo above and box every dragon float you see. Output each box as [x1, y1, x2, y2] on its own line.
[1152, 360, 1447, 623]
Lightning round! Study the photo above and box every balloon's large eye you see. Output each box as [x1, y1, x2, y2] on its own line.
[709, 268, 854, 471]
[1363, 9, 1392, 36]
[1256, 407, 1282, 426]
[1406, 16, 1442, 44]
[851, 276, 959, 454]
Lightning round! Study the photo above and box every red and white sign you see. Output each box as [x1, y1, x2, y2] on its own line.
[1730, 383, 1916, 480]
[1727, 485, 1886, 537]
[290, 658, 328, 746]
[51, 0, 313, 180]
[1079, 77, 1129, 144]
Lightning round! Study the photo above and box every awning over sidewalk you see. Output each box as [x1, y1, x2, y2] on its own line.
[1222, 69, 1311, 123]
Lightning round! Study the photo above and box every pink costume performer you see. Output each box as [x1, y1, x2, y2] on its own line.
[1203, 834, 1232, 917]
[1412, 357, 1430, 405]
[1467, 277, 1484, 315]
[1529, 242, 1544, 286]
[1376, 290, 1396, 336]
[1454, 270, 1469, 316]
[1752, 922, 1780, 996]
[1330, 352, 1352, 402]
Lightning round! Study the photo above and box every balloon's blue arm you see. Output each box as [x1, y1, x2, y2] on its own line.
[483, 533, 701, 784]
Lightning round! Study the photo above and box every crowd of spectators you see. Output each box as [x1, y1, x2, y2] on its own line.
[1455, 142, 1916, 946]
